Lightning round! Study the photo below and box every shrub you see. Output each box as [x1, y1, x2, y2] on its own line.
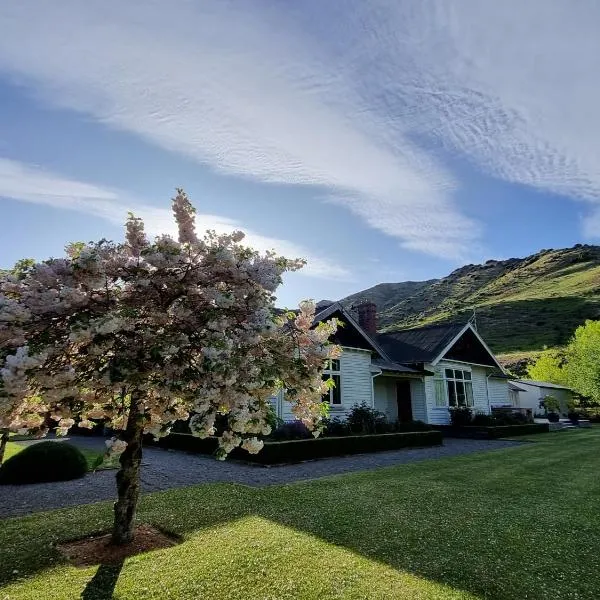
[449, 406, 473, 427]
[547, 412, 560, 423]
[493, 411, 532, 425]
[0, 441, 88, 485]
[322, 417, 350, 437]
[472, 412, 497, 426]
[270, 420, 312, 441]
[347, 402, 386, 434]
[264, 404, 282, 434]
[322, 417, 431, 437]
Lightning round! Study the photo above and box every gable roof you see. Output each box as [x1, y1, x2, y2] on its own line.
[313, 302, 423, 374]
[377, 322, 505, 371]
[376, 323, 466, 364]
[314, 304, 503, 373]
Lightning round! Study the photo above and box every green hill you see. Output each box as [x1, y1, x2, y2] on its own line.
[342, 244, 600, 370]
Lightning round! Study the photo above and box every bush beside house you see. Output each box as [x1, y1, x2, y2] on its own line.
[441, 406, 549, 438]
[147, 430, 443, 464]
[147, 403, 440, 463]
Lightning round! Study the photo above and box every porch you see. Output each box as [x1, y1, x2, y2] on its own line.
[373, 374, 427, 423]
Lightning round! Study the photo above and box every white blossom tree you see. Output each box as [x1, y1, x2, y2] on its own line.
[0, 190, 339, 544]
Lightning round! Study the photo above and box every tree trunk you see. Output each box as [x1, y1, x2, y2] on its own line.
[111, 396, 144, 545]
[0, 430, 9, 465]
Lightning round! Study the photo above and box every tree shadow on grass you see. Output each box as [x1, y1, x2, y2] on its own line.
[0, 482, 255, 588]
[81, 561, 124, 600]
[2, 432, 600, 599]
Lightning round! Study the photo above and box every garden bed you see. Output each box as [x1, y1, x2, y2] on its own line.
[145, 430, 443, 464]
[433, 423, 550, 439]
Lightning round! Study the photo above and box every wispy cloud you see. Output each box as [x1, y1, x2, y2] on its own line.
[2, 1, 596, 253]
[329, 0, 600, 235]
[0, 158, 350, 280]
[0, 0, 477, 259]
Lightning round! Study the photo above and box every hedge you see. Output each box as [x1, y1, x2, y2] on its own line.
[145, 430, 443, 464]
[433, 423, 549, 439]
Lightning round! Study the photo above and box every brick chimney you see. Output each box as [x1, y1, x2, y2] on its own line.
[355, 301, 377, 335]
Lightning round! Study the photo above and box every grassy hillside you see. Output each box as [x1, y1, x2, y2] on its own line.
[342, 245, 600, 368]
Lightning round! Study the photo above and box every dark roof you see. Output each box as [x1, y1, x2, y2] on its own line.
[371, 358, 425, 375]
[376, 323, 466, 364]
[316, 305, 501, 372]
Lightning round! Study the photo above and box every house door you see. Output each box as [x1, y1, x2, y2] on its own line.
[396, 380, 413, 423]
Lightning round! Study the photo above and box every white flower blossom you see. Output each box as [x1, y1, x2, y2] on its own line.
[241, 437, 264, 454]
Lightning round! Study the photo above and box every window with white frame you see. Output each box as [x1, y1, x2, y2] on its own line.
[322, 359, 341, 405]
[434, 368, 474, 407]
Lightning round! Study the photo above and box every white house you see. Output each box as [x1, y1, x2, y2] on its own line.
[513, 380, 574, 417]
[272, 302, 512, 425]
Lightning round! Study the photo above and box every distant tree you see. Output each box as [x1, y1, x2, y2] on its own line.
[526, 351, 568, 386]
[527, 320, 600, 407]
[564, 320, 600, 405]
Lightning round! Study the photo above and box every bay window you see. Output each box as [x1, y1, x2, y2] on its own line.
[434, 368, 474, 407]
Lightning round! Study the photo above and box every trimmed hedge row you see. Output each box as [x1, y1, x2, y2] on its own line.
[433, 423, 549, 439]
[484, 424, 550, 438]
[145, 430, 443, 464]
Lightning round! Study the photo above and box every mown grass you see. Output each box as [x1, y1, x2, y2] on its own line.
[2, 441, 103, 471]
[1, 429, 599, 599]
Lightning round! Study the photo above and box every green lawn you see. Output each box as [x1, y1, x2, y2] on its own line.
[1, 430, 599, 599]
[3, 441, 104, 471]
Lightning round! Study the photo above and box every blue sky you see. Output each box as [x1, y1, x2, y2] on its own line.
[0, 1, 598, 307]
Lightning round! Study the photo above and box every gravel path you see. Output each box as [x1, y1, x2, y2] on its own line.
[0, 436, 522, 519]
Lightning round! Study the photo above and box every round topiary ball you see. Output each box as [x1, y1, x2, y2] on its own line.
[0, 441, 88, 485]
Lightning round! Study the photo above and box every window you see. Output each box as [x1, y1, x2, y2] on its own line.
[434, 368, 474, 408]
[444, 368, 474, 407]
[322, 359, 341, 405]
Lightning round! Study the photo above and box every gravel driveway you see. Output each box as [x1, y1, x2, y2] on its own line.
[0, 436, 522, 519]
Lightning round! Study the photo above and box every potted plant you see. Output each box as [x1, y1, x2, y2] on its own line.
[540, 395, 560, 423]
[566, 399, 580, 425]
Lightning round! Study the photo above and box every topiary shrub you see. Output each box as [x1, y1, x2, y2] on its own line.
[0, 441, 88, 485]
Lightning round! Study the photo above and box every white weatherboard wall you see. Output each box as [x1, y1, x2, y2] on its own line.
[424, 362, 492, 425]
[373, 378, 397, 420]
[488, 378, 511, 408]
[279, 347, 373, 421]
[515, 382, 573, 416]
[410, 379, 428, 422]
